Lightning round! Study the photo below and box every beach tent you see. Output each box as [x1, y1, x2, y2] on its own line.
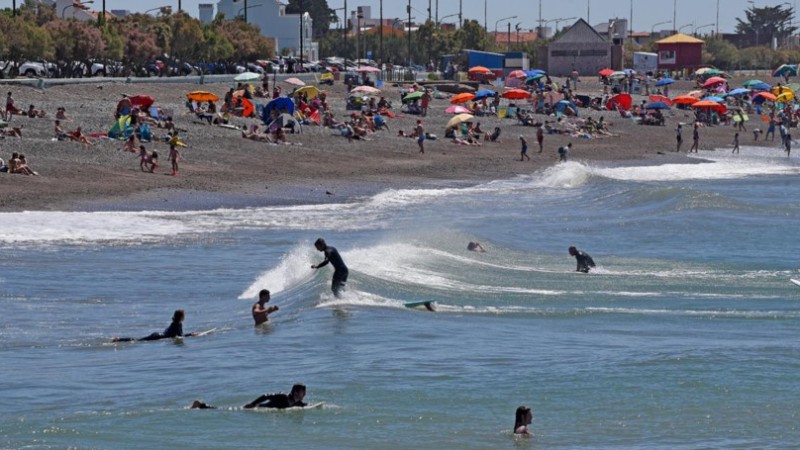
[268, 113, 301, 133]
[241, 98, 255, 117]
[606, 93, 632, 111]
[776, 91, 795, 102]
[772, 85, 793, 96]
[263, 97, 295, 121]
[451, 93, 476, 104]
[108, 115, 133, 140]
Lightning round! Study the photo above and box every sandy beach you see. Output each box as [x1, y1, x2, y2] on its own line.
[0, 76, 773, 211]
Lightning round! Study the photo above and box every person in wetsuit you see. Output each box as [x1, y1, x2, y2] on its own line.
[243, 384, 307, 409]
[311, 238, 349, 297]
[112, 309, 195, 342]
[568, 246, 596, 273]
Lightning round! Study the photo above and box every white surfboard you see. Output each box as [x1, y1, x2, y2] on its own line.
[790, 279, 800, 287]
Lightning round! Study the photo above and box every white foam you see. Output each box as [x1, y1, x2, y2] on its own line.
[238, 243, 316, 299]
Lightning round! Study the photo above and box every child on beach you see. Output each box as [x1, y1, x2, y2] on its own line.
[168, 144, 180, 176]
[138, 145, 159, 172]
[752, 128, 762, 141]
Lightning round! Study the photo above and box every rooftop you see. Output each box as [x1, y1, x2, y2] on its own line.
[655, 33, 705, 44]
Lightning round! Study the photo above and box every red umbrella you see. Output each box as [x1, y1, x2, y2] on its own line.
[598, 68, 614, 77]
[128, 95, 154, 109]
[501, 89, 532, 100]
[606, 93, 632, 111]
[649, 94, 673, 106]
[672, 95, 699, 105]
[692, 100, 727, 114]
[701, 77, 726, 88]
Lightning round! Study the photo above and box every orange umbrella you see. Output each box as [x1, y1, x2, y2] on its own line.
[754, 92, 777, 101]
[598, 68, 614, 77]
[501, 89, 532, 100]
[649, 94, 673, 106]
[672, 95, 699, 105]
[451, 93, 476, 104]
[692, 100, 727, 114]
[468, 66, 492, 74]
[186, 91, 220, 102]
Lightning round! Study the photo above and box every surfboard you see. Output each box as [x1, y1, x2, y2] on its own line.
[404, 301, 436, 311]
[790, 279, 800, 287]
[193, 328, 218, 337]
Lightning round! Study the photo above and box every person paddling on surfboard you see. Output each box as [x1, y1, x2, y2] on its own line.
[189, 384, 308, 410]
[568, 246, 596, 273]
[112, 309, 197, 342]
[311, 238, 349, 298]
[252, 289, 278, 326]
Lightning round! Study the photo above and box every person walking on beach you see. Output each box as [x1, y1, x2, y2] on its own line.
[732, 132, 740, 154]
[785, 130, 792, 156]
[766, 118, 776, 141]
[675, 124, 683, 152]
[414, 119, 425, 153]
[690, 124, 700, 153]
[311, 238, 349, 297]
[252, 289, 278, 325]
[536, 125, 544, 152]
[558, 143, 571, 162]
[568, 246, 596, 273]
[168, 144, 181, 176]
[736, 109, 747, 132]
[519, 136, 530, 161]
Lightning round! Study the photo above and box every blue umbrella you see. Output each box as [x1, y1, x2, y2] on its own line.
[654, 78, 675, 87]
[263, 97, 294, 122]
[644, 101, 671, 110]
[750, 82, 772, 91]
[474, 89, 496, 100]
[773, 64, 797, 78]
[525, 69, 546, 77]
[728, 88, 751, 96]
[556, 100, 579, 117]
[702, 96, 725, 102]
[525, 74, 546, 84]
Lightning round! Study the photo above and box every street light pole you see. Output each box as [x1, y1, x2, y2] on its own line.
[507, 21, 511, 51]
[62, 0, 94, 19]
[716, 0, 720, 34]
[380, 0, 383, 64]
[651, 20, 670, 34]
[484, 0, 487, 32]
[495, 15, 517, 43]
[673, 0, 677, 32]
[459, 0, 462, 28]
[299, 0, 305, 71]
[343, 0, 348, 68]
[407, 0, 412, 67]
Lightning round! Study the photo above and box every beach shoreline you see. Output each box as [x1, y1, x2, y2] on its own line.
[0, 78, 777, 212]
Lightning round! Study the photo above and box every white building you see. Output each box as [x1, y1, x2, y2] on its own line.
[199, 3, 214, 24]
[52, 0, 110, 20]
[215, 0, 317, 60]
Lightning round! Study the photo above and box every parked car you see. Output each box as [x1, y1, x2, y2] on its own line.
[19, 61, 56, 78]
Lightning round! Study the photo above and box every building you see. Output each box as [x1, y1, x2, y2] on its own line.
[655, 33, 703, 72]
[490, 30, 537, 48]
[215, 0, 317, 60]
[198, 3, 214, 24]
[545, 19, 611, 76]
[52, 0, 113, 20]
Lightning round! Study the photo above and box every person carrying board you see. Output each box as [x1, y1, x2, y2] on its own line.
[311, 238, 349, 297]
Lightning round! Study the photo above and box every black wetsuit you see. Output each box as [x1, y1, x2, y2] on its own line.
[573, 250, 596, 273]
[115, 320, 183, 342]
[244, 393, 306, 409]
[317, 245, 348, 296]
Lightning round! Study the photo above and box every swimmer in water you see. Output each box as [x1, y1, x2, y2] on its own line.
[568, 246, 596, 273]
[112, 309, 196, 342]
[252, 289, 279, 325]
[467, 241, 486, 252]
[514, 406, 533, 435]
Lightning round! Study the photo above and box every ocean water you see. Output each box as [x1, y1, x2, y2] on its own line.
[2, 147, 800, 449]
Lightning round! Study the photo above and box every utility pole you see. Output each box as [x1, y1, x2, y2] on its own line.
[507, 22, 511, 51]
[299, 0, 304, 70]
[587, 0, 590, 24]
[435, 0, 438, 24]
[343, 0, 348, 69]
[407, 0, 412, 67]
[629, 0, 632, 33]
[484, 0, 487, 31]
[459, 0, 462, 28]
[673, 0, 677, 32]
[380, 0, 384, 64]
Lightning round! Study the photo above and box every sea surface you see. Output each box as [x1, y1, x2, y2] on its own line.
[2, 147, 800, 449]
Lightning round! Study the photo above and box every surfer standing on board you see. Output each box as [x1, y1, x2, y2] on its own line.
[568, 246, 596, 273]
[252, 289, 278, 325]
[311, 238, 349, 297]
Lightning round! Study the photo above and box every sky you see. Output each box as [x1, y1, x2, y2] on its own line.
[2, 0, 797, 34]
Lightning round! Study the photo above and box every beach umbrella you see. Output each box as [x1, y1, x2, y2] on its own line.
[598, 68, 614, 77]
[285, 77, 305, 86]
[129, 95, 154, 109]
[609, 71, 627, 79]
[754, 91, 777, 102]
[777, 91, 795, 102]
[649, 94, 673, 106]
[772, 85, 793, 96]
[543, 91, 563, 106]
[525, 69, 546, 77]
[672, 95, 699, 105]
[695, 67, 714, 75]
[468, 66, 492, 74]
[294, 85, 320, 98]
[446, 113, 475, 129]
[623, 68, 636, 75]
[504, 77, 523, 88]
[474, 89, 496, 100]
[186, 91, 219, 102]
[654, 77, 675, 87]
[508, 70, 527, 79]
[524, 74, 546, 84]
[750, 82, 772, 91]
[645, 101, 671, 110]
[727, 88, 751, 96]
[234, 72, 261, 82]
[687, 90, 705, 98]
[351, 85, 381, 95]
[702, 96, 725, 102]
[702, 77, 727, 88]
[692, 100, 727, 114]
[773, 64, 797, 77]
[743, 79, 765, 88]
[501, 89, 531, 100]
[787, 82, 800, 92]
[446, 105, 472, 114]
[264, 97, 294, 117]
[403, 91, 425, 102]
[606, 93, 632, 111]
[451, 92, 476, 104]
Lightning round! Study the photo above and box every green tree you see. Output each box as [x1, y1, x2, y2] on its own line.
[285, 0, 336, 38]
[218, 19, 275, 61]
[702, 37, 738, 70]
[44, 20, 105, 76]
[201, 24, 234, 62]
[456, 19, 492, 52]
[169, 12, 205, 62]
[736, 5, 796, 45]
